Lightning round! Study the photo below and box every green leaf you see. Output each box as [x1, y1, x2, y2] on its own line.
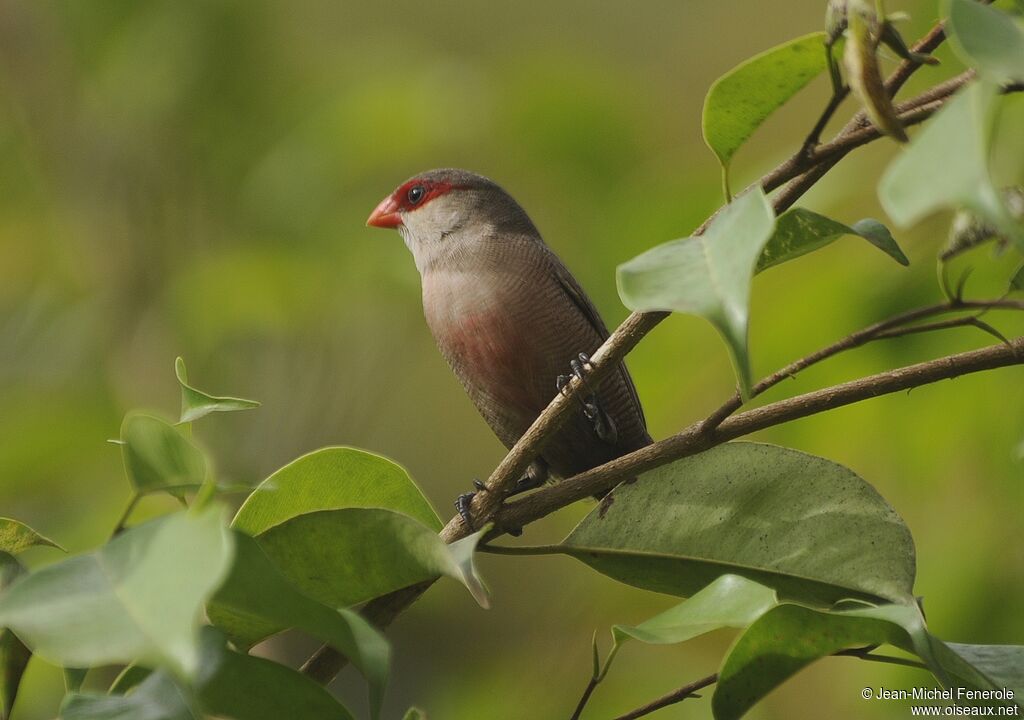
[712, 603, 917, 720]
[617, 189, 776, 398]
[559, 443, 916, 605]
[712, 603, 1022, 719]
[942, 643, 1024, 701]
[61, 671, 198, 720]
[63, 667, 88, 693]
[402, 709, 427, 720]
[0, 505, 233, 678]
[255, 508, 489, 609]
[233, 447, 442, 535]
[703, 32, 829, 179]
[0, 518, 63, 555]
[194, 627, 355, 720]
[946, 0, 1024, 84]
[757, 209, 908, 272]
[175, 357, 260, 424]
[120, 414, 208, 497]
[65, 630, 360, 720]
[597, 575, 778, 684]
[1010, 263, 1024, 292]
[109, 664, 151, 695]
[207, 532, 389, 720]
[1, 554, 30, 720]
[880, 81, 1024, 251]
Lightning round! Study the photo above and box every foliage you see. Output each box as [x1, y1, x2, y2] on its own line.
[0, 1, 1022, 719]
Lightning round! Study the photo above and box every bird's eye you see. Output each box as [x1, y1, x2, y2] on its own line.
[407, 185, 425, 205]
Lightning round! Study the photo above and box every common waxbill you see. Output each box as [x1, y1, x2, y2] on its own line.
[367, 169, 651, 525]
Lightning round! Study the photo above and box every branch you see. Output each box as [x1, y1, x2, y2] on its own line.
[498, 336, 1024, 531]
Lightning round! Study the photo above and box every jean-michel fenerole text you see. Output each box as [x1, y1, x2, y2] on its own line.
[873, 687, 1015, 702]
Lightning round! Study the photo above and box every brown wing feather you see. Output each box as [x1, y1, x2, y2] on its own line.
[547, 252, 648, 430]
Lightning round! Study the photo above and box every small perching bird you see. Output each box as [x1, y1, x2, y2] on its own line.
[367, 169, 651, 526]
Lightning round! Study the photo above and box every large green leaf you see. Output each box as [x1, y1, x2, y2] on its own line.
[559, 443, 916, 605]
[712, 603, 1022, 719]
[703, 33, 829, 179]
[207, 532, 389, 720]
[0, 519, 63, 555]
[0, 506, 233, 678]
[946, 0, 1024, 84]
[175, 357, 260, 424]
[880, 81, 1024, 251]
[617, 189, 776, 398]
[0, 554, 30, 720]
[233, 447, 441, 535]
[713, 604, 915, 720]
[757, 209, 908, 272]
[596, 575, 778, 684]
[120, 414, 208, 497]
[254, 508, 489, 609]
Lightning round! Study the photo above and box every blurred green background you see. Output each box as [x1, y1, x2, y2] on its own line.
[1, 1, 1021, 718]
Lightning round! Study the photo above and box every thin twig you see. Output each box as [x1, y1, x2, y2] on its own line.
[701, 298, 1024, 432]
[110, 494, 140, 539]
[610, 673, 719, 720]
[608, 646, 932, 720]
[569, 677, 599, 720]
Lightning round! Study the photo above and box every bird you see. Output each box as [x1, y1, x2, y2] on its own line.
[366, 169, 651, 528]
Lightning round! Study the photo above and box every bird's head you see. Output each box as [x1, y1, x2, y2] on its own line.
[367, 169, 538, 272]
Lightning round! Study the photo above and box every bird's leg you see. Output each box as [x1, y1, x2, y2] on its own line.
[557, 353, 618, 445]
[455, 461, 547, 532]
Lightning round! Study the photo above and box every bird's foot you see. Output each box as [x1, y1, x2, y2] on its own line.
[555, 353, 618, 444]
[556, 352, 594, 396]
[454, 480, 488, 530]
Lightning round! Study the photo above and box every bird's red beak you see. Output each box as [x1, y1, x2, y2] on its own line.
[366, 194, 402, 228]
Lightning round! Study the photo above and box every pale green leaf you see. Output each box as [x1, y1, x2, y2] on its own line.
[233, 447, 441, 535]
[880, 81, 1024, 251]
[120, 414, 208, 497]
[617, 189, 776, 398]
[946, 0, 1024, 84]
[597, 575, 777, 684]
[0, 506, 233, 678]
[175, 357, 259, 424]
[60, 671, 197, 720]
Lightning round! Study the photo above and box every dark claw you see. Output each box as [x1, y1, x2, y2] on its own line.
[455, 492, 476, 530]
[556, 373, 571, 396]
[472, 479, 487, 492]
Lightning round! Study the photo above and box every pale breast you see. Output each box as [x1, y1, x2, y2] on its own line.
[422, 270, 543, 441]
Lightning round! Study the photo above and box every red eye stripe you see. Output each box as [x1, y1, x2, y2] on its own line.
[393, 179, 468, 212]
